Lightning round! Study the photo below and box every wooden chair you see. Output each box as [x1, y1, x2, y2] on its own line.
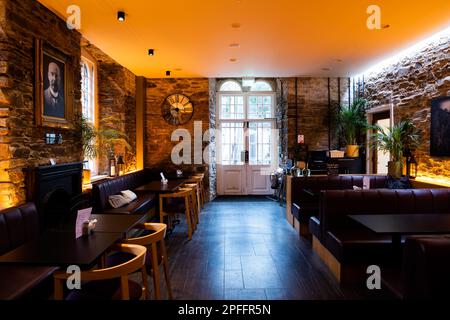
[159, 189, 195, 240]
[121, 223, 173, 300]
[183, 179, 202, 217]
[179, 185, 199, 227]
[53, 244, 148, 300]
[189, 175, 206, 208]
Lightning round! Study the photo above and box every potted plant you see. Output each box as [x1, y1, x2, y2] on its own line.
[74, 114, 131, 179]
[371, 119, 421, 178]
[337, 98, 368, 158]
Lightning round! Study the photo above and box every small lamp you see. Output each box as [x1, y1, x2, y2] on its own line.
[405, 149, 418, 179]
[117, 155, 125, 176]
[108, 154, 117, 177]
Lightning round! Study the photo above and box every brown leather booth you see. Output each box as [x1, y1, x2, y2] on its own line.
[0, 203, 58, 300]
[311, 189, 450, 284]
[288, 175, 388, 236]
[92, 170, 156, 215]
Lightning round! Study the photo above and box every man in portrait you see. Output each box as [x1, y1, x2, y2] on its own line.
[431, 98, 450, 156]
[44, 61, 65, 118]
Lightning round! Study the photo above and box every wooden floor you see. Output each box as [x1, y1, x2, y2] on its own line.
[142, 196, 392, 300]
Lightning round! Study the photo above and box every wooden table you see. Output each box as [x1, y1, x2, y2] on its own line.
[0, 266, 58, 300]
[135, 180, 185, 193]
[0, 232, 122, 269]
[91, 213, 148, 237]
[349, 213, 450, 245]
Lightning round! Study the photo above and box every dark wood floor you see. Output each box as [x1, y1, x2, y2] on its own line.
[142, 196, 393, 300]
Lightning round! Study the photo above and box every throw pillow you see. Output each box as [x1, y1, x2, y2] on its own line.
[121, 190, 138, 202]
[353, 186, 362, 190]
[387, 176, 412, 189]
[108, 195, 130, 208]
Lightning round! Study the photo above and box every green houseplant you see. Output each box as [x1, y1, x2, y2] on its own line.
[336, 98, 368, 157]
[74, 113, 131, 177]
[370, 119, 421, 178]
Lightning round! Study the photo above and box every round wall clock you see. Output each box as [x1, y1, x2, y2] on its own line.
[161, 94, 194, 125]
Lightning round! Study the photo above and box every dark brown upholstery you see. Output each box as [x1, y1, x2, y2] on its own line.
[0, 203, 58, 300]
[92, 170, 155, 215]
[291, 175, 389, 230]
[317, 189, 450, 263]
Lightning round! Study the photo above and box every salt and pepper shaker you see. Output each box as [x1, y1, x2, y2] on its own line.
[82, 221, 90, 236]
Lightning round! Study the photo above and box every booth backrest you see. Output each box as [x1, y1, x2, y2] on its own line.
[320, 189, 450, 232]
[0, 203, 40, 256]
[92, 170, 149, 212]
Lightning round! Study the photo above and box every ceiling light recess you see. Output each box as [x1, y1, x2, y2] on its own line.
[117, 11, 126, 22]
[148, 49, 154, 56]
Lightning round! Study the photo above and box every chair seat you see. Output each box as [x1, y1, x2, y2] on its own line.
[309, 216, 321, 240]
[66, 278, 143, 300]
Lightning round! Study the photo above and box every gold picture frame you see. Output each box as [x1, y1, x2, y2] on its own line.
[35, 39, 74, 129]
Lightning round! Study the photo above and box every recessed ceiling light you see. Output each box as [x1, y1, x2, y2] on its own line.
[148, 49, 154, 56]
[382, 24, 390, 29]
[230, 58, 238, 62]
[335, 59, 343, 63]
[166, 70, 171, 76]
[321, 68, 330, 71]
[117, 11, 126, 22]
[231, 23, 241, 29]
[174, 68, 182, 71]
[229, 43, 240, 48]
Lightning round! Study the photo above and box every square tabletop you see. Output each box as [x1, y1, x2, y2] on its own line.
[348, 214, 450, 235]
[0, 232, 122, 268]
[135, 180, 185, 193]
[91, 213, 147, 234]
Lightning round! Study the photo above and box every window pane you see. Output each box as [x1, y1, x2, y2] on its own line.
[220, 122, 244, 165]
[220, 95, 244, 119]
[248, 122, 272, 165]
[248, 95, 272, 119]
[220, 81, 242, 92]
[250, 81, 272, 92]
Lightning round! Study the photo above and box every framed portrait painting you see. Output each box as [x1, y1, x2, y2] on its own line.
[35, 39, 74, 128]
[430, 96, 450, 156]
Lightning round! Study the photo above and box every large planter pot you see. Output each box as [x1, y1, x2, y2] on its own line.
[345, 145, 359, 158]
[388, 161, 402, 178]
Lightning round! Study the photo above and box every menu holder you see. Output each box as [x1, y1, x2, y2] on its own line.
[75, 207, 92, 239]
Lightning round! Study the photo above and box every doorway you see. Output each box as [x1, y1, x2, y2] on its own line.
[371, 111, 391, 174]
[216, 81, 278, 195]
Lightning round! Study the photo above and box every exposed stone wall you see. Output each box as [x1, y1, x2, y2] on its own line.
[286, 77, 348, 159]
[0, 0, 82, 209]
[81, 38, 137, 174]
[208, 78, 217, 200]
[364, 33, 450, 181]
[145, 78, 210, 194]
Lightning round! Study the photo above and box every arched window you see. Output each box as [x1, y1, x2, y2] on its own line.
[250, 81, 272, 92]
[81, 57, 97, 175]
[220, 80, 242, 92]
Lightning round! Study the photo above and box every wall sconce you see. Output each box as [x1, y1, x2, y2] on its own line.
[117, 155, 125, 176]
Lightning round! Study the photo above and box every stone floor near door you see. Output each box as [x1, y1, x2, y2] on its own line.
[148, 196, 393, 300]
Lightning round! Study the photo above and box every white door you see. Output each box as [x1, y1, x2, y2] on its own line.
[217, 82, 277, 195]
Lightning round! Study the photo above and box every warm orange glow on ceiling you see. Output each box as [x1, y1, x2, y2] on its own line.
[38, 0, 450, 78]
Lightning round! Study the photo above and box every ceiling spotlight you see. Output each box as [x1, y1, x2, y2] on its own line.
[321, 68, 330, 71]
[229, 58, 237, 62]
[117, 11, 126, 22]
[174, 68, 182, 71]
[231, 23, 241, 29]
[166, 70, 171, 76]
[382, 24, 390, 29]
[148, 49, 154, 56]
[229, 43, 240, 48]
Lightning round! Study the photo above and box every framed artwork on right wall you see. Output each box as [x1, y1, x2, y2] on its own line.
[430, 96, 450, 156]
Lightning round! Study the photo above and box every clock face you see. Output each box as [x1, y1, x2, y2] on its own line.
[162, 94, 194, 125]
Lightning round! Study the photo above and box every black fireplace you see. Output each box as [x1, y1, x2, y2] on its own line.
[26, 162, 83, 231]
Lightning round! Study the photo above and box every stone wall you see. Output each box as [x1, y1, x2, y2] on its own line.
[364, 33, 450, 181]
[0, 0, 82, 209]
[81, 38, 137, 174]
[286, 77, 349, 159]
[145, 78, 210, 195]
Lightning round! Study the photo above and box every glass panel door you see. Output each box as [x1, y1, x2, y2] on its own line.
[219, 122, 245, 165]
[248, 122, 273, 165]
